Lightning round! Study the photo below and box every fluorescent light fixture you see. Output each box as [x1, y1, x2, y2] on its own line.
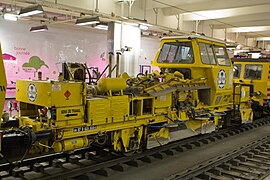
[139, 24, 148, 30]
[19, 5, 43, 17]
[257, 37, 270, 41]
[140, 22, 152, 27]
[227, 26, 270, 33]
[124, 22, 138, 26]
[30, 25, 48, 33]
[4, 13, 18, 21]
[76, 16, 100, 26]
[95, 23, 108, 30]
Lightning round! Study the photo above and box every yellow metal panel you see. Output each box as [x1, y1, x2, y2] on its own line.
[54, 119, 84, 127]
[0, 43, 7, 115]
[51, 82, 84, 107]
[16, 80, 52, 107]
[88, 98, 110, 125]
[16, 80, 83, 107]
[154, 94, 171, 108]
[109, 96, 129, 122]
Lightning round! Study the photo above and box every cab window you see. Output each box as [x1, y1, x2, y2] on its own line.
[157, 42, 194, 64]
[214, 46, 231, 66]
[233, 64, 242, 78]
[199, 43, 216, 64]
[244, 64, 262, 80]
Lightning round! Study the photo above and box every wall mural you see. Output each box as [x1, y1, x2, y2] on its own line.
[22, 56, 49, 72]
[3, 53, 16, 61]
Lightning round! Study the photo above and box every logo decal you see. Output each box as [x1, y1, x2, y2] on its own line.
[217, 69, 226, 89]
[27, 83, 37, 102]
[64, 90, 71, 100]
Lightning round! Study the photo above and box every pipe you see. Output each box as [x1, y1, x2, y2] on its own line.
[116, 52, 121, 77]
[127, 0, 135, 18]
[176, 14, 179, 30]
[143, 0, 147, 20]
[95, 0, 99, 13]
[195, 20, 200, 33]
[108, 52, 113, 78]
[153, 8, 158, 25]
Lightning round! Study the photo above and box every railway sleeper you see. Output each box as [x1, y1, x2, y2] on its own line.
[239, 161, 269, 171]
[219, 163, 231, 171]
[221, 169, 255, 180]
[246, 157, 270, 166]
[229, 164, 263, 176]
[140, 155, 155, 163]
[110, 163, 129, 172]
[125, 159, 144, 167]
[164, 149, 178, 156]
[152, 152, 167, 159]
[93, 167, 114, 177]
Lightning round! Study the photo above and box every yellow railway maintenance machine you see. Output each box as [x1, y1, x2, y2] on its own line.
[0, 35, 253, 158]
[0, 44, 7, 117]
[233, 58, 270, 117]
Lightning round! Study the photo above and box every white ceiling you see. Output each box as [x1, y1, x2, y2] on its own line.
[150, 0, 270, 37]
[1, 0, 270, 39]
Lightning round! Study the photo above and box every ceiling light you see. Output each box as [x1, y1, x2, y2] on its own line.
[139, 24, 148, 30]
[124, 22, 139, 26]
[76, 16, 100, 26]
[30, 25, 48, 33]
[140, 22, 152, 27]
[4, 13, 18, 21]
[19, 5, 44, 17]
[95, 23, 108, 30]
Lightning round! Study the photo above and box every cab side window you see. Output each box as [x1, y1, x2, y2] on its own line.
[214, 46, 231, 66]
[199, 43, 216, 65]
[233, 64, 242, 78]
[157, 42, 194, 64]
[244, 64, 262, 80]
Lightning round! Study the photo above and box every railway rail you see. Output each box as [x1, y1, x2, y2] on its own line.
[1, 117, 270, 180]
[168, 135, 270, 180]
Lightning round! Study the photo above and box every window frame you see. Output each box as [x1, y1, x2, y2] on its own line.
[233, 64, 242, 79]
[243, 64, 263, 80]
[213, 46, 231, 66]
[198, 42, 217, 65]
[157, 41, 194, 64]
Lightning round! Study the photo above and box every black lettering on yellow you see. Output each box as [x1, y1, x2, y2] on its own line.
[61, 110, 67, 114]
[72, 109, 81, 113]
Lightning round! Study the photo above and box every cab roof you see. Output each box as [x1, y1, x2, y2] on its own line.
[233, 58, 270, 63]
[161, 34, 225, 45]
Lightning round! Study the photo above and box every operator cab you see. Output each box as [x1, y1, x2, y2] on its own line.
[233, 58, 270, 107]
[152, 34, 233, 106]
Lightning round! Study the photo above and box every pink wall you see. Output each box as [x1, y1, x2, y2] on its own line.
[0, 20, 108, 100]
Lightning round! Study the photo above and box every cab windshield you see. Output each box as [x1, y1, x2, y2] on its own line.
[157, 42, 194, 64]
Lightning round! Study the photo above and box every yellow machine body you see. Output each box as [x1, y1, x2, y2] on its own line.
[7, 34, 253, 155]
[97, 78, 126, 92]
[233, 59, 270, 104]
[233, 58, 270, 118]
[0, 44, 7, 116]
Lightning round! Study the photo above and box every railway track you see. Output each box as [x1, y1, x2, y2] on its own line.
[1, 117, 270, 180]
[167, 135, 270, 180]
